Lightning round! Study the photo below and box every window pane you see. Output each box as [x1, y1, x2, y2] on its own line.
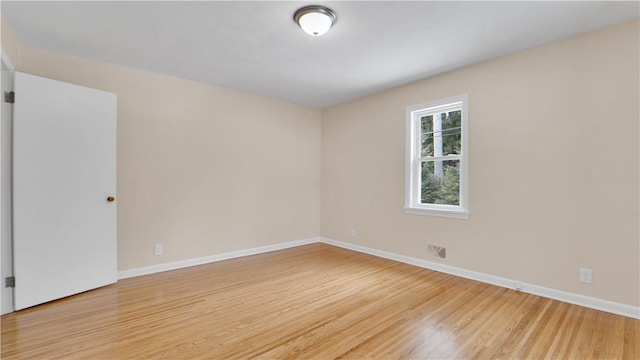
[421, 160, 460, 205]
[420, 115, 434, 156]
[421, 110, 462, 157]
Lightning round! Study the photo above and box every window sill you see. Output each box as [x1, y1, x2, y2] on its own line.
[403, 206, 469, 219]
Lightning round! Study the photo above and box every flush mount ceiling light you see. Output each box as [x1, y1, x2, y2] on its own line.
[293, 5, 337, 37]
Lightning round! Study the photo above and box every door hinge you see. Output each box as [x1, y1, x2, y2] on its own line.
[5, 276, 15, 288]
[4, 91, 15, 103]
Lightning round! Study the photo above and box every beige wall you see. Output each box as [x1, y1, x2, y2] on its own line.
[1, 14, 21, 67]
[322, 20, 640, 307]
[16, 46, 321, 270]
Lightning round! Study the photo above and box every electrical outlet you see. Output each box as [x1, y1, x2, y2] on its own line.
[579, 267, 592, 284]
[350, 228, 357, 238]
[155, 244, 163, 256]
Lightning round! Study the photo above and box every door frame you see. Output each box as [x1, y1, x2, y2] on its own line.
[1, 48, 15, 314]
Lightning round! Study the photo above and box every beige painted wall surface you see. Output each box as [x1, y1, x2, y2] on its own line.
[1, 14, 21, 67]
[322, 20, 640, 307]
[17, 47, 322, 270]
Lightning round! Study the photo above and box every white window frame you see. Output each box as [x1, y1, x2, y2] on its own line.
[404, 95, 469, 219]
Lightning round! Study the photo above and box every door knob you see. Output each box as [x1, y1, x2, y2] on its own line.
[107, 196, 115, 202]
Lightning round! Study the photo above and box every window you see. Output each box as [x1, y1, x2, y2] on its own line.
[405, 95, 468, 218]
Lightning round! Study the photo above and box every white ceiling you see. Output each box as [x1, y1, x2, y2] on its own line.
[2, 1, 638, 108]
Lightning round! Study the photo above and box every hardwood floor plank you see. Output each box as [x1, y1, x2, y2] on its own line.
[623, 314, 640, 359]
[1, 243, 638, 359]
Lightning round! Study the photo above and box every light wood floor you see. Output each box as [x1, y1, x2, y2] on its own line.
[1, 243, 638, 359]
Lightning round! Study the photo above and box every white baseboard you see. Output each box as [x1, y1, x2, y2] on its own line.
[117, 236, 639, 319]
[319, 237, 640, 319]
[117, 237, 320, 280]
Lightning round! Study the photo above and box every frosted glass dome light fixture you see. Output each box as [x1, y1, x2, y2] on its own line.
[294, 5, 337, 37]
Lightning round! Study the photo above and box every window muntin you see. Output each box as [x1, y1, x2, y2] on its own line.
[405, 96, 468, 218]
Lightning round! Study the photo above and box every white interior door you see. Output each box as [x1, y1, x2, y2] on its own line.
[13, 72, 117, 310]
